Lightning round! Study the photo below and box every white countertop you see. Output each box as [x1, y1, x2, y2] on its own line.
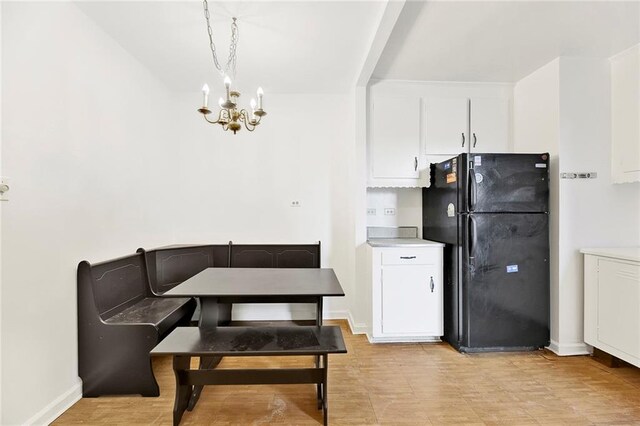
[580, 247, 640, 263]
[367, 238, 445, 248]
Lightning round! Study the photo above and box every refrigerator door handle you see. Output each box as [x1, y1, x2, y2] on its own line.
[469, 169, 477, 211]
[469, 215, 477, 260]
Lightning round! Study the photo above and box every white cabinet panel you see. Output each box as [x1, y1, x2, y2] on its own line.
[424, 97, 468, 155]
[611, 46, 640, 183]
[582, 248, 640, 368]
[371, 97, 421, 179]
[382, 265, 441, 335]
[470, 97, 510, 153]
[597, 259, 640, 359]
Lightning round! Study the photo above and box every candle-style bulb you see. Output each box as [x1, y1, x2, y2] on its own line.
[202, 83, 210, 107]
[218, 97, 225, 108]
[257, 87, 264, 109]
[250, 98, 257, 110]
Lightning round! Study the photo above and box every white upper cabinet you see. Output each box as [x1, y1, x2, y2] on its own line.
[611, 45, 640, 184]
[370, 96, 422, 180]
[424, 97, 469, 155]
[367, 82, 513, 187]
[470, 97, 510, 153]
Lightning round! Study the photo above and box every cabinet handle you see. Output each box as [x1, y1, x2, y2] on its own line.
[400, 256, 416, 259]
[473, 133, 477, 148]
[414, 156, 418, 171]
[430, 276, 435, 293]
[461, 133, 465, 147]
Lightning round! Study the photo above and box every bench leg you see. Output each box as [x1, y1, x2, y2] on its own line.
[173, 356, 192, 426]
[187, 355, 222, 411]
[322, 354, 328, 426]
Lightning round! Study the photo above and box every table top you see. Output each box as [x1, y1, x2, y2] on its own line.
[163, 268, 345, 298]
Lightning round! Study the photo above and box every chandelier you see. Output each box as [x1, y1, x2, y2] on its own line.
[197, 0, 266, 134]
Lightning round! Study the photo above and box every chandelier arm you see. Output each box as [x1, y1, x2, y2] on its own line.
[203, 109, 226, 124]
[239, 110, 259, 131]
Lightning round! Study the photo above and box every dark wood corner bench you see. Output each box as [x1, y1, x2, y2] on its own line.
[77, 253, 196, 397]
[151, 325, 347, 426]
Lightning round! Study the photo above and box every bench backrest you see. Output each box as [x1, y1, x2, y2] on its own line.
[141, 245, 230, 294]
[230, 243, 321, 268]
[81, 252, 152, 321]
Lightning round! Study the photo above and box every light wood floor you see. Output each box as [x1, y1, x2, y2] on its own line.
[55, 320, 640, 425]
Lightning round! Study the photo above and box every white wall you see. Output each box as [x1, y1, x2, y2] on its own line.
[1, 3, 178, 424]
[557, 57, 640, 349]
[171, 91, 355, 320]
[0, 2, 3, 420]
[366, 188, 422, 231]
[514, 56, 640, 356]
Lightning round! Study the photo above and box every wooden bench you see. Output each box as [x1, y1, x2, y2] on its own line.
[151, 325, 347, 426]
[77, 253, 196, 397]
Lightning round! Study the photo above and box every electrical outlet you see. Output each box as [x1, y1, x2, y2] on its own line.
[384, 208, 396, 216]
[290, 200, 301, 207]
[367, 208, 376, 216]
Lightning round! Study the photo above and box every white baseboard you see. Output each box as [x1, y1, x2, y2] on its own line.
[547, 339, 592, 356]
[25, 378, 82, 425]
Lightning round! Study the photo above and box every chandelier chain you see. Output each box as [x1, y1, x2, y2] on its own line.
[203, 0, 238, 78]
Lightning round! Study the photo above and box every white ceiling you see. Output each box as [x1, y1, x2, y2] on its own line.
[76, 1, 640, 92]
[77, 1, 385, 94]
[373, 1, 640, 83]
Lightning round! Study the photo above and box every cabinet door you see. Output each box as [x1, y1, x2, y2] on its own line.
[381, 264, 442, 335]
[611, 47, 640, 183]
[470, 97, 510, 153]
[597, 258, 640, 359]
[371, 97, 421, 178]
[424, 97, 468, 155]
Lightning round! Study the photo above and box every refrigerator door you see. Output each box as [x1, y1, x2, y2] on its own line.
[461, 153, 549, 213]
[422, 155, 463, 245]
[460, 213, 549, 351]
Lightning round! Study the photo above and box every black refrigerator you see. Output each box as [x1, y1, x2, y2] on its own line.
[422, 153, 550, 352]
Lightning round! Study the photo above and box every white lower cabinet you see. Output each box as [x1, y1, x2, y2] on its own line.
[582, 248, 640, 367]
[369, 245, 444, 342]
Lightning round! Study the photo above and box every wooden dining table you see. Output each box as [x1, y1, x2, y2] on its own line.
[162, 267, 345, 328]
[161, 267, 345, 410]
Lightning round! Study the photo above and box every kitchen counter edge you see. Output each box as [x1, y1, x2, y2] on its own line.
[367, 239, 445, 248]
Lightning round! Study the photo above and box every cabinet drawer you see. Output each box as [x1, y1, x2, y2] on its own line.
[382, 250, 439, 265]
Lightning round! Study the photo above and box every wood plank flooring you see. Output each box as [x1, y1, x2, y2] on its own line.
[54, 320, 640, 425]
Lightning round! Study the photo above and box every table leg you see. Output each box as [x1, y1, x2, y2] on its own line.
[172, 356, 192, 426]
[316, 297, 323, 408]
[187, 356, 222, 411]
[199, 297, 232, 328]
[322, 354, 328, 426]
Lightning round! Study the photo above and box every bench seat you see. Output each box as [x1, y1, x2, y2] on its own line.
[105, 297, 194, 335]
[152, 325, 346, 426]
[78, 253, 196, 397]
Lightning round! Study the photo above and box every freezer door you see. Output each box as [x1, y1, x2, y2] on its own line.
[422, 155, 462, 244]
[461, 213, 549, 350]
[462, 153, 549, 213]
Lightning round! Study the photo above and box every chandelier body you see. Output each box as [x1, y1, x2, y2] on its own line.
[197, 2, 266, 134]
[198, 91, 266, 134]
